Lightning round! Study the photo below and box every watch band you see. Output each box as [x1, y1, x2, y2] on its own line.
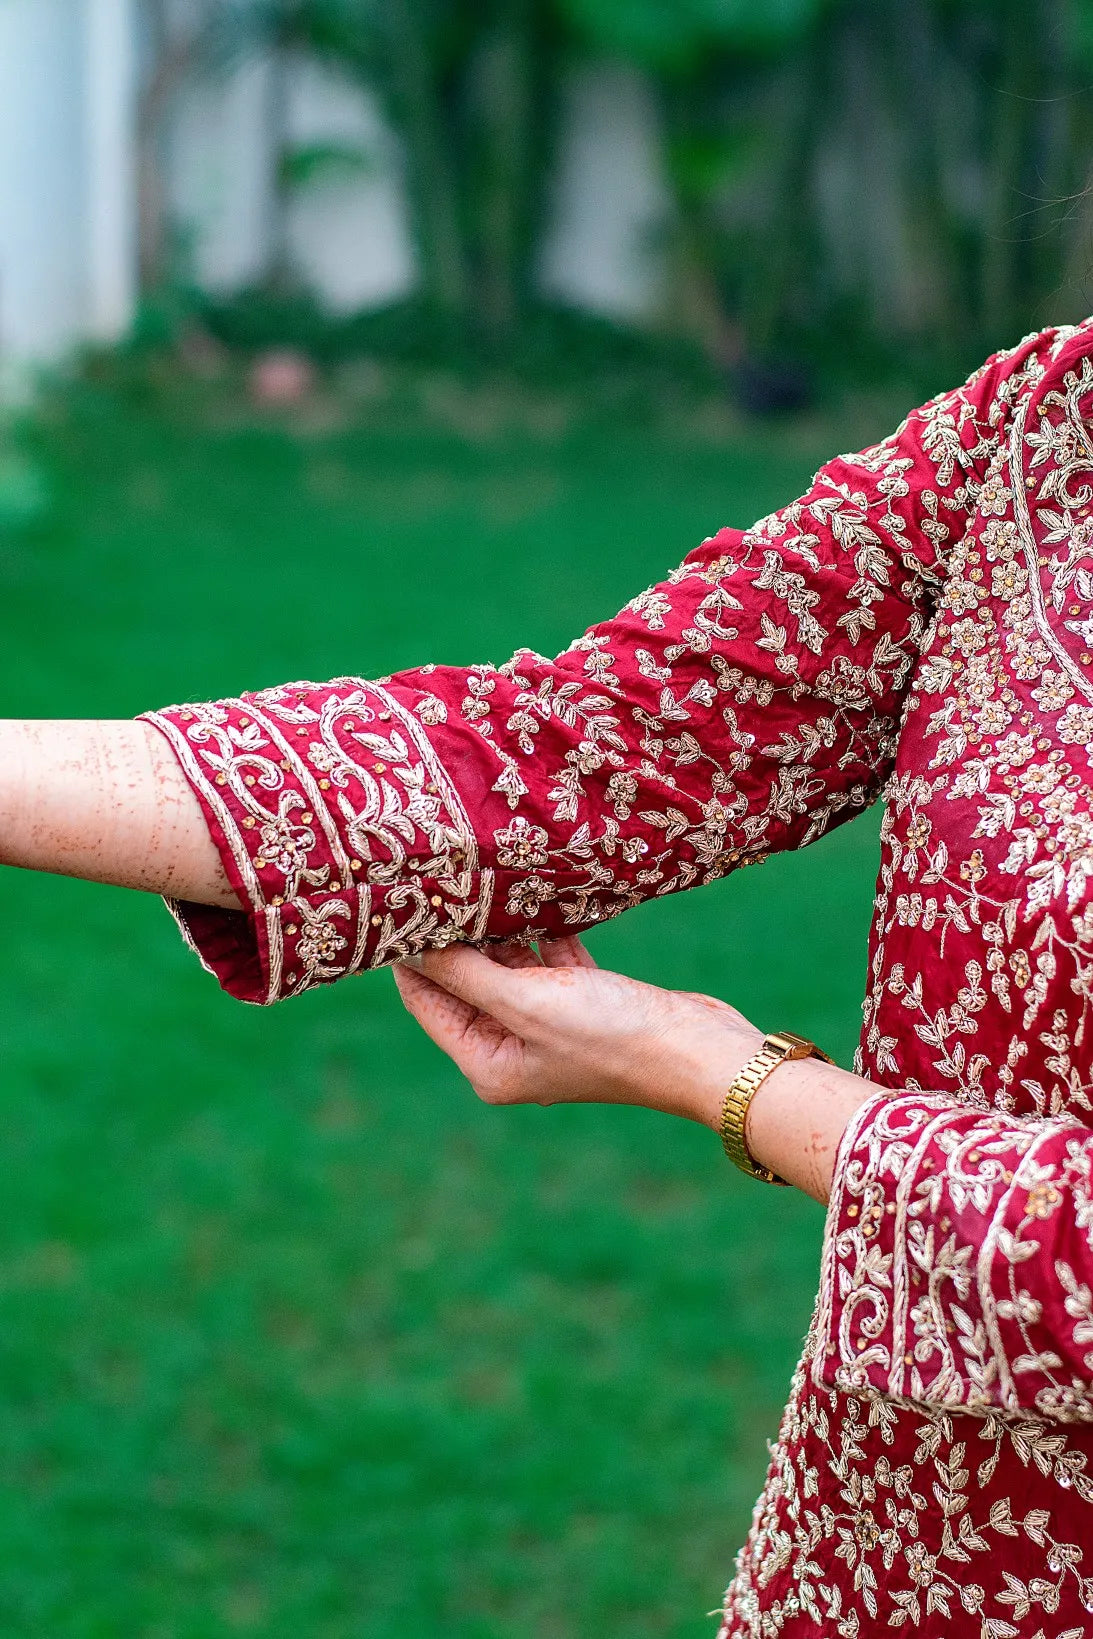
[719, 1030, 834, 1186]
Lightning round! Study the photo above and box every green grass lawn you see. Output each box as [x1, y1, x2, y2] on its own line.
[0, 370, 884, 1638]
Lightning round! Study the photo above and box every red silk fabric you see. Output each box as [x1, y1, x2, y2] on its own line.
[147, 320, 1093, 1633]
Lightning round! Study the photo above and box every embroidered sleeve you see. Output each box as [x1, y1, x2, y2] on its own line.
[142, 334, 1050, 1004]
[813, 1091, 1093, 1424]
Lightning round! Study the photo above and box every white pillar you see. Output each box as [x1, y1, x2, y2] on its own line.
[84, 0, 137, 343]
[0, 0, 86, 386]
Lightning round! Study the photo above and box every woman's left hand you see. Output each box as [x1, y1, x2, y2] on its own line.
[392, 939, 876, 1204]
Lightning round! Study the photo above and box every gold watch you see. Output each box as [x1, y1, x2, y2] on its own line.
[719, 1030, 834, 1186]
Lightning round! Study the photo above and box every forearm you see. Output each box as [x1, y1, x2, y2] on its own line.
[400, 943, 883, 1209]
[0, 720, 238, 907]
[742, 1056, 879, 1206]
[653, 997, 886, 1205]
[680, 1020, 882, 1205]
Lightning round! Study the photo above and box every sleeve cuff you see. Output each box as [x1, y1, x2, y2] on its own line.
[809, 1085, 901, 1394]
[809, 1089, 1093, 1419]
[141, 683, 497, 1004]
[810, 1091, 985, 1408]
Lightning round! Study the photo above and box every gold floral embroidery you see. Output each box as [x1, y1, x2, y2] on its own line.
[146, 320, 1093, 1633]
[724, 324, 1093, 1634]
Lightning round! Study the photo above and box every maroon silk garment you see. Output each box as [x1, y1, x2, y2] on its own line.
[146, 320, 1093, 1634]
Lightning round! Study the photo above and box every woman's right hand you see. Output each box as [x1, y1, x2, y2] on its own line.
[393, 937, 876, 1203]
[393, 934, 762, 1125]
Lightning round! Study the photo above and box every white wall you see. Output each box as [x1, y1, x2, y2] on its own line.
[167, 51, 282, 293]
[0, 0, 136, 387]
[285, 57, 417, 313]
[0, 10, 667, 383]
[85, 0, 137, 341]
[167, 52, 417, 310]
[0, 0, 89, 382]
[168, 55, 667, 323]
[540, 63, 670, 319]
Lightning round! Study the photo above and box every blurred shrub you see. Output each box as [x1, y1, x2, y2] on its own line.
[135, 0, 1093, 394]
[0, 438, 48, 536]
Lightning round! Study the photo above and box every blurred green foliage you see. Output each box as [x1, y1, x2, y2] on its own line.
[0, 447, 47, 536]
[0, 367, 887, 1636]
[140, 0, 1093, 384]
[557, 0, 827, 67]
[0, 407, 49, 537]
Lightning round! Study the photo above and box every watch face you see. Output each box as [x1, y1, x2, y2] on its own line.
[765, 1030, 813, 1058]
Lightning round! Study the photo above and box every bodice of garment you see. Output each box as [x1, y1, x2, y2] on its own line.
[723, 330, 1093, 1636]
[145, 319, 1093, 1635]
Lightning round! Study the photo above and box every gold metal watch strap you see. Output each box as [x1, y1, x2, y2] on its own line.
[720, 1045, 788, 1185]
[719, 1030, 833, 1186]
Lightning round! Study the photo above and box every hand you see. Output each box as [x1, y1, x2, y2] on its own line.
[392, 936, 762, 1131]
[393, 938, 879, 1204]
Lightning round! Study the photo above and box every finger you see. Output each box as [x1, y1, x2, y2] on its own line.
[538, 934, 598, 970]
[393, 964, 517, 1089]
[392, 961, 479, 1049]
[409, 943, 533, 1024]
[486, 940, 543, 970]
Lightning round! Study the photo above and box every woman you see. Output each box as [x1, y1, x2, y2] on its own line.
[3, 315, 1093, 1633]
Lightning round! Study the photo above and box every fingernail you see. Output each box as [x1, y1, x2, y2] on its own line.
[400, 953, 424, 972]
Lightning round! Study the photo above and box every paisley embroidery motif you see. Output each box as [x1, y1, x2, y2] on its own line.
[145, 682, 493, 1002]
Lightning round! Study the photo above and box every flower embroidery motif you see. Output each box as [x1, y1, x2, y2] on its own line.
[1025, 1180, 1063, 1220]
[504, 875, 556, 918]
[493, 816, 549, 869]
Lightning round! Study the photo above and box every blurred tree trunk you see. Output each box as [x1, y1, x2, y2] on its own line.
[981, 0, 1043, 338]
[384, 0, 470, 323]
[464, 0, 558, 345]
[873, 0, 969, 352]
[262, 40, 296, 291]
[657, 77, 741, 370]
[740, 28, 830, 359]
[1057, 70, 1093, 315]
[136, 0, 212, 291]
[1025, 0, 1075, 319]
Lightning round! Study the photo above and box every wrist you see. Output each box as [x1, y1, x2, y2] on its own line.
[0, 720, 29, 867]
[745, 1054, 876, 1204]
[690, 1025, 765, 1133]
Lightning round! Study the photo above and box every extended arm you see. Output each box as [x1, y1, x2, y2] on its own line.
[136, 333, 1047, 1004]
[0, 719, 238, 906]
[0, 330, 1050, 1003]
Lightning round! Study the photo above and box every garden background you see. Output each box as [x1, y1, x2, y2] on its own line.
[2, 3, 1093, 1635]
